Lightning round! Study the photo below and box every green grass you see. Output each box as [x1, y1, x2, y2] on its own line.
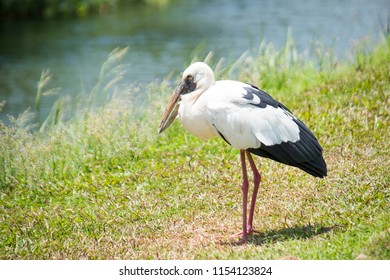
[0, 35, 389, 259]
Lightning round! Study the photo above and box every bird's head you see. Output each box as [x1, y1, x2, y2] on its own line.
[158, 62, 215, 133]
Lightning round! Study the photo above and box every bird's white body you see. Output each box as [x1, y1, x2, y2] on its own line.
[158, 62, 327, 243]
[178, 80, 300, 150]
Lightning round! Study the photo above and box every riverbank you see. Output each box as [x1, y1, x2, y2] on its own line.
[0, 0, 170, 18]
[2, 1, 387, 123]
[0, 35, 389, 259]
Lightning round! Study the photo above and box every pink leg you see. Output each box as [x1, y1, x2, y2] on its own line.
[240, 150, 249, 243]
[232, 151, 261, 243]
[245, 151, 261, 234]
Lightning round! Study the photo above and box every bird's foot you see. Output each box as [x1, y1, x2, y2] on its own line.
[232, 226, 260, 237]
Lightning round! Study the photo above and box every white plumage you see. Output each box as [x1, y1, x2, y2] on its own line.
[205, 80, 301, 148]
[158, 62, 327, 243]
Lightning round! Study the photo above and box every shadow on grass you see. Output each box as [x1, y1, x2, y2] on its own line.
[225, 224, 339, 246]
[254, 224, 335, 245]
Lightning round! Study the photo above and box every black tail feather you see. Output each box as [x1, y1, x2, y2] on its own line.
[291, 155, 327, 178]
[248, 147, 327, 178]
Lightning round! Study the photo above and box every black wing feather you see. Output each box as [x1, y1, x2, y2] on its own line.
[248, 116, 327, 178]
[243, 84, 327, 178]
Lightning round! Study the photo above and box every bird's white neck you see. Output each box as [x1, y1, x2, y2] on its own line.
[178, 88, 217, 141]
[181, 88, 204, 106]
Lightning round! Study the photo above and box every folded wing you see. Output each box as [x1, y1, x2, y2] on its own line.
[207, 81, 327, 178]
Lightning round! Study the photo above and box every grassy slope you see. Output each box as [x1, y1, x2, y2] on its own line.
[0, 37, 389, 259]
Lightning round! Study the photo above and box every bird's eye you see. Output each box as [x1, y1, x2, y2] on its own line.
[186, 74, 193, 80]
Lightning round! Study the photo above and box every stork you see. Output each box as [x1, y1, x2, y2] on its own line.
[158, 62, 327, 243]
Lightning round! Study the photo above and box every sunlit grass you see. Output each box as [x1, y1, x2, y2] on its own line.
[0, 35, 389, 259]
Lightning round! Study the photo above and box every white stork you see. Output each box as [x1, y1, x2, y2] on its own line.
[158, 62, 327, 243]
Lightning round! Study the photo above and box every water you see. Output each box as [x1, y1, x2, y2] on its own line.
[0, 0, 388, 123]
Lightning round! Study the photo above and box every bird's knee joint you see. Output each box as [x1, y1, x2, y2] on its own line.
[241, 182, 249, 192]
[253, 173, 261, 186]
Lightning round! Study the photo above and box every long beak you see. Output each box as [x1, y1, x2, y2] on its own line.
[158, 82, 185, 134]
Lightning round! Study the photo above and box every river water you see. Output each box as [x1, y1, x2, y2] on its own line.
[0, 0, 388, 123]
